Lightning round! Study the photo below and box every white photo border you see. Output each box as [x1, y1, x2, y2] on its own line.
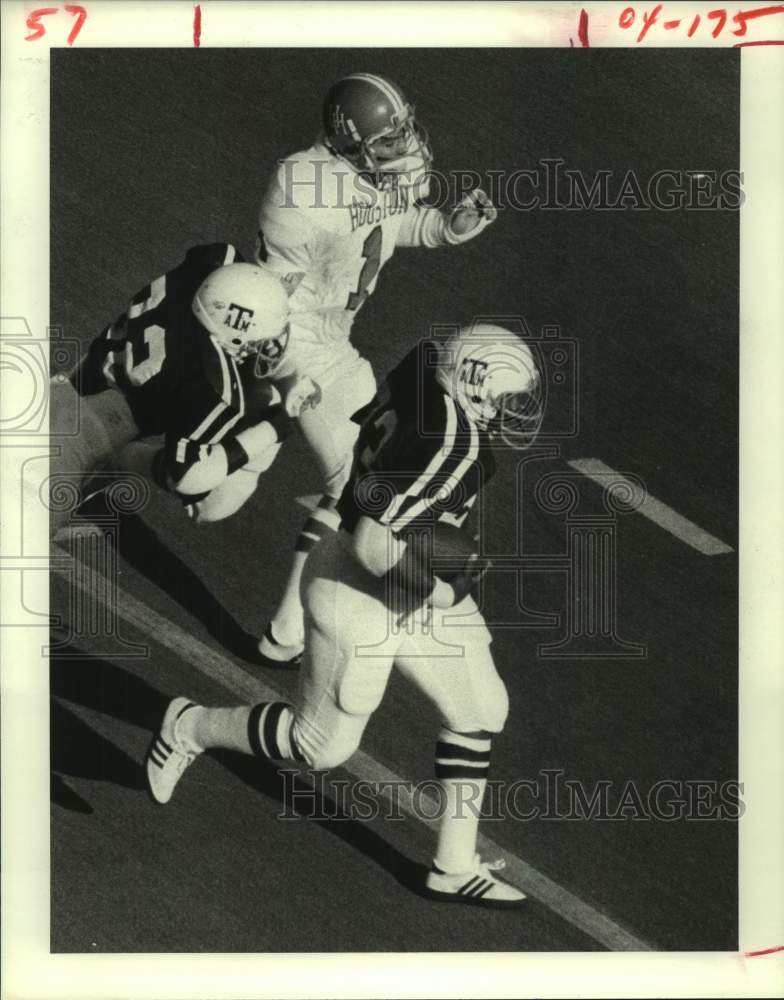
[1, 2, 782, 997]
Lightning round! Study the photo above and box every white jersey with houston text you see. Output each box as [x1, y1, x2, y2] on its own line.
[256, 142, 445, 368]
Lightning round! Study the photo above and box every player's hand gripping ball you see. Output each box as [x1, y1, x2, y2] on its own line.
[431, 522, 492, 607]
[431, 521, 479, 581]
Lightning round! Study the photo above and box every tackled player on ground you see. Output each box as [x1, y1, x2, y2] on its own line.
[45, 245, 294, 537]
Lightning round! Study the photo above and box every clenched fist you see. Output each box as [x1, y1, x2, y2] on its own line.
[447, 188, 498, 241]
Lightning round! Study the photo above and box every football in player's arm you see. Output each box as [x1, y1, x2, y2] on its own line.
[338, 343, 498, 623]
[252, 72, 500, 665]
[146, 324, 544, 908]
[47, 244, 292, 536]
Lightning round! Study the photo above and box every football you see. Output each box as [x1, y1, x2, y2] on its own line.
[431, 521, 479, 582]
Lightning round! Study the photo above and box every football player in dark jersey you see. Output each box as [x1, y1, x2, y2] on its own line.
[146, 323, 543, 908]
[48, 244, 295, 536]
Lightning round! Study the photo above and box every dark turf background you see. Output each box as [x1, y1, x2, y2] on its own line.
[50, 48, 739, 952]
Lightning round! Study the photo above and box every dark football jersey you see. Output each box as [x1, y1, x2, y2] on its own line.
[75, 243, 253, 472]
[337, 341, 496, 535]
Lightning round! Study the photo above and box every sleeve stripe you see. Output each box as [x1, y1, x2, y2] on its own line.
[206, 405, 243, 444]
[183, 350, 245, 445]
[380, 395, 457, 526]
[214, 338, 232, 403]
[390, 411, 479, 531]
[222, 244, 237, 265]
[128, 274, 166, 319]
[185, 344, 230, 440]
[409, 208, 426, 246]
[381, 395, 459, 528]
[232, 355, 244, 413]
[189, 398, 229, 442]
[204, 354, 244, 444]
[397, 205, 447, 249]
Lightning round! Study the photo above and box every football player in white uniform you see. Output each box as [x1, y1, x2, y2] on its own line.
[254, 72, 498, 664]
[146, 323, 543, 908]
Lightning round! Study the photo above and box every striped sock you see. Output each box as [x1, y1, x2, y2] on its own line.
[434, 728, 493, 874]
[434, 728, 492, 781]
[247, 702, 308, 762]
[294, 495, 340, 554]
[271, 495, 340, 646]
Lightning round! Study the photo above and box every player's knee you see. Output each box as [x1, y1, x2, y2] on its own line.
[446, 676, 509, 735]
[291, 701, 368, 771]
[188, 494, 246, 524]
[185, 469, 261, 524]
[306, 740, 359, 772]
[295, 728, 362, 772]
[482, 679, 510, 733]
[186, 496, 223, 524]
[321, 453, 352, 498]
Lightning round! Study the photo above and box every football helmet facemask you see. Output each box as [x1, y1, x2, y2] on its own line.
[322, 73, 432, 183]
[192, 263, 290, 378]
[436, 324, 544, 449]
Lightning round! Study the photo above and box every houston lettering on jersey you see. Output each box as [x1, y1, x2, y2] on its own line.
[349, 185, 410, 232]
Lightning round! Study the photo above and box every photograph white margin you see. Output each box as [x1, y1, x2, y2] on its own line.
[1, 2, 782, 998]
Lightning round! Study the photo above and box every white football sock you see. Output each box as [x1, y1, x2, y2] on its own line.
[270, 495, 340, 644]
[179, 705, 252, 754]
[433, 728, 493, 873]
[180, 702, 302, 762]
[434, 776, 487, 874]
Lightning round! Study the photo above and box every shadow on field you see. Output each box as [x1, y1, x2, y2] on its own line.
[211, 748, 426, 899]
[49, 649, 422, 893]
[50, 650, 165, 812]
[117, 512, 263, 662]
[65, 497, 264, 662]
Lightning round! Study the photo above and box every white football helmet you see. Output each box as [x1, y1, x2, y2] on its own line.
[436, 324, 543, 448]
[192, 263, 289, 377]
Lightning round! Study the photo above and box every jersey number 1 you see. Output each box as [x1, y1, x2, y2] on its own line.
[360, 407, 397, 469]
[346, 225, 382, 311]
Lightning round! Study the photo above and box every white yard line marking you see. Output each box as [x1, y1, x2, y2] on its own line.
[568, 458, 734, 555]
[51, 551, 654, 952]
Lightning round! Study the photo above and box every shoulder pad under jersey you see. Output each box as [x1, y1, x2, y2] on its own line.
[183, 243, 243, 281]
[262, 143, 371, 236]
